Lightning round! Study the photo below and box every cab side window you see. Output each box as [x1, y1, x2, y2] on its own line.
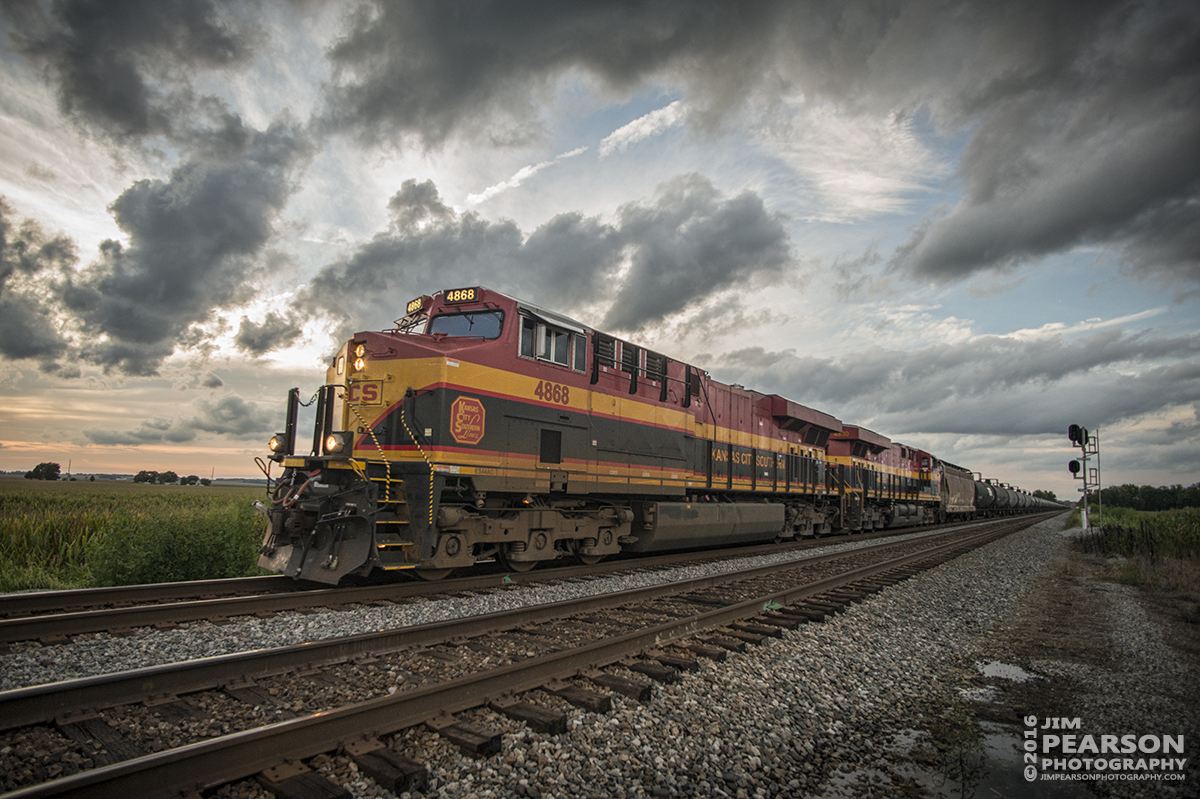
[520, 316, 586, 372]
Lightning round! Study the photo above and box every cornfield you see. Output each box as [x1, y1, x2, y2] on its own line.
[0, 478, 267, 591]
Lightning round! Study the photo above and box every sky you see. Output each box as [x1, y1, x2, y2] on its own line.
[0, 0, 1197, 497]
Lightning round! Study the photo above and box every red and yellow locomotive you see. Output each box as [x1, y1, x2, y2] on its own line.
[258, 287, 1057, 583]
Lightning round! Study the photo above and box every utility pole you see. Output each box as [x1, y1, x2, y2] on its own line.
[1067, 424, 1102, 530]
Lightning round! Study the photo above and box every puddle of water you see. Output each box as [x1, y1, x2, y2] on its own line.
[977, 660, 1040, 683]
[976, 721, 1096, 798]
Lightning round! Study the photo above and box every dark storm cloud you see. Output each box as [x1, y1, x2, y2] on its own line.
[709, 329, 1200, 436]
[300, 175, 783, 341]
[55, 118, 314, 374]
[301, 179, 623, 340]
[235, 313, 303, 356]
[319, 1, 1199, 283]
[3, 0, 260, 141]
[872, 0, 1200, 282]
[320, 1, 781, 145]
[603, 174, 790, 332]
[82, 393, 276, 445]
[0, 198, 75, 361]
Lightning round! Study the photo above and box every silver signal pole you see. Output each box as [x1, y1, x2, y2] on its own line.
[1067, 424, 1101, 531]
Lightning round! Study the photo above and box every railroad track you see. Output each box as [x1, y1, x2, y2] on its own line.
[0, 514, 1044, 799]
[0, 517, 1045, 647]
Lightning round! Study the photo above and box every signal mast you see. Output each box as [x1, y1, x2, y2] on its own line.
[1067, 424, 1102, 530]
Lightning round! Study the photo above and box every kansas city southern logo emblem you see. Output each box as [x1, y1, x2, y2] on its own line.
[450, 396, 486, 445]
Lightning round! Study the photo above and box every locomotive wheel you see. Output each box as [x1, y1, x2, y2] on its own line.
[576, 553, 604, 566]
[501, 556, 538, 573]
[414, 568, 454, 581]
[499, 546, 539, 572]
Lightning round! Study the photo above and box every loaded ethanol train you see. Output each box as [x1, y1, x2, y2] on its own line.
[259, 287, 1059, 583]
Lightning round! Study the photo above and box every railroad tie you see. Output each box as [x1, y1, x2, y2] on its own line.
[702, 636, 748, 653]
[488, 695, 568, 734]
[756, 614, 802, 630]
[781, 607, 827, 623]
[257, 760, 350, 799]
[425, 713, 503, 757]
[728, 621, 784, 639]
[769, 608, 818, 624]
[624, 658, 681, 684]
[584, 669, 654, 702]
[222, 679, 299, 717]
[719, 629, 769, 646]
[543, 679, 613, 713]
[343, 739, 429, 794]
[800, 599, 844, 613]
[646, 651, 701, 672]
[682, 642, 728, 661]
[55, 711, 145, 768]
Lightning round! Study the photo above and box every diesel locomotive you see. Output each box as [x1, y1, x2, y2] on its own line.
[258, 286, 1059, 584]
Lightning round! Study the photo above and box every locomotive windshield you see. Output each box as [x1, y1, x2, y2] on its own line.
[427, 310, 504, 339]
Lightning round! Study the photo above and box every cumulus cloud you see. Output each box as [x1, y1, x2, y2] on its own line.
[884, 1, 1200, 283]
[319, 2, 786, 146]
[707, 328, 1200, 437]
[300, 174, 787, 340]
[0, 198, 76, 361]
[3, 0, 261, 142]
[235, 313, 303, 356]
[603, 174, 790, 331]
[315, 1, 1199, 285]
[82, 393, 276, 445]
[53, 117, 314, 374]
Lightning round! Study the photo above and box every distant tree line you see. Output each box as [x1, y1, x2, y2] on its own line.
[21, 462, 209, 486]
[1086, 483, 1200, 511]
[1031, 489, 1059, 502]
[133, 471, 210, 486]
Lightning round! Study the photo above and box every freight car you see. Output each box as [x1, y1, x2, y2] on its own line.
[258, 287, 1059, 583]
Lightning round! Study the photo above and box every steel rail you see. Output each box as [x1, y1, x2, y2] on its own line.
[0, 522, 1012, 730]
[0, 576, 301, 619]
[0, 522, 939, 621]
[0, 514, 1053, 644]
[1, 521, 1023, 799]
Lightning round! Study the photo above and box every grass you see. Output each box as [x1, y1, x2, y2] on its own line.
[0, 477, 268, 591]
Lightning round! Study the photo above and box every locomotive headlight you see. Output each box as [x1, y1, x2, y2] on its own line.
[354, 344, 366, 358]
[324, 430, 353, 457]
[267, 432, 290, 463]
[354, 357, 366, 371]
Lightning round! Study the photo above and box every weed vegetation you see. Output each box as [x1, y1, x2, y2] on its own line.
[1068, 505, 1200, 611]
[0, 477, 267, 591]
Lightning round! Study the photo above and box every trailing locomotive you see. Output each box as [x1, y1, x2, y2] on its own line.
[258, 287, 1060, 584]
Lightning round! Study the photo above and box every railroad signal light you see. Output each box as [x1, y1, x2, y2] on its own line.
[1068, 460, 1081, 475]
[1068, 424, 1089, 446]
